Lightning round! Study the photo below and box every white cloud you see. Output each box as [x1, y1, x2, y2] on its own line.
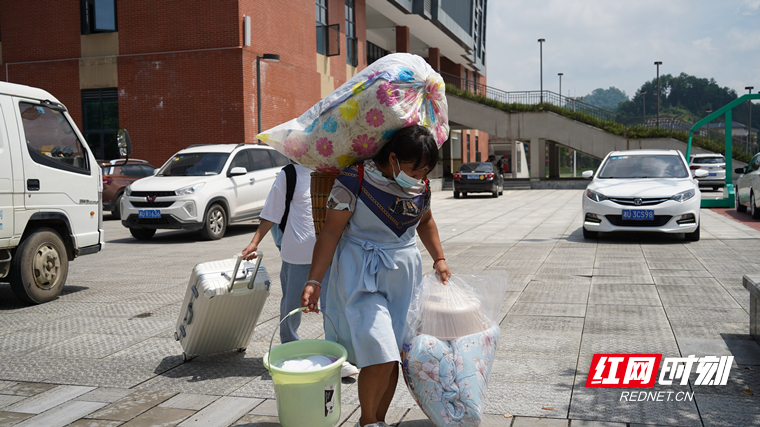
[693, 37, 719, 54]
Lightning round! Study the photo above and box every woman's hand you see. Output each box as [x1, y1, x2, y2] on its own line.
[241, 242, 258, 260]
[434, 259, 451, 284]
[301, 282, 321, 313]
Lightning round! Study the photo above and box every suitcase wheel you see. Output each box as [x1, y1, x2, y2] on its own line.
[174, 331, 179, 341]
[237, 348, 246, 352]
[182, 352, 192, 362]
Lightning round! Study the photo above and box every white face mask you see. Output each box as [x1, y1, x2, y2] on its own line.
[392, 158, 421, 188]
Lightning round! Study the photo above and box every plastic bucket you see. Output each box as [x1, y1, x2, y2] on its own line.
[263, 307, 347, 427]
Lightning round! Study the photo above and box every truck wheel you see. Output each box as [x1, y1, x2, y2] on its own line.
[111, 193, 122, 220]
[130, 228, 156, 240]
[9, 228, 69, 304]
[200, 204, 226, 240]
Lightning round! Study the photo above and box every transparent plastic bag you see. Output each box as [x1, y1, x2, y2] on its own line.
[401, 271, 508, 427]
[256, 53, 449, 172]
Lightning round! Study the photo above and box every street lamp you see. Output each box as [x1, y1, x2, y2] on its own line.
[654, 61, 662, 128]
[747, 86, 754, 152]
[538, 38, 545, 103]
[705, 108, 712, 138]
[640, 90, 647, 118]
[558, 73, 563, 103]
[257, 53, 281, 138]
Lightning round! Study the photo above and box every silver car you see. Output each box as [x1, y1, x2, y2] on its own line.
[689, 153, 726, 190]
[735, 153, 760, 219]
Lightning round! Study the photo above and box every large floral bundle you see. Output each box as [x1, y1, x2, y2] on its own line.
[256, 53, 449, 172]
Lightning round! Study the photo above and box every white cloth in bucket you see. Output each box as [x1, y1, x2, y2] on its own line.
[275, 355, 334, 372]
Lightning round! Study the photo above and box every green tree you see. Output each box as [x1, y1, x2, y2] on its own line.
[584, 87, 629, 111]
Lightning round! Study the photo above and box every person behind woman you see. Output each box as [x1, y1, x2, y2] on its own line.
[301, 125, 451, 427]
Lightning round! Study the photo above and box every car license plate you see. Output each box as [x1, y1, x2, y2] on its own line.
[708, 173, 717, 177]
[138, 209, 161, 219]
[622, 209, 654, 220]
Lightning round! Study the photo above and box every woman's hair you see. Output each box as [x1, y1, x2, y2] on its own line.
[373, 125, 439, 172]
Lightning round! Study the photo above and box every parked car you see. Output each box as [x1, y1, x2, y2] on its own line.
[0, 81, 106, 303]
[453, 162, 504, 198]
[121, 143, 290, 240]
[581, 150, 707, 241]
[688, 153, 725, 190]
[100, 159, 156, 219]
[734, 153, 760, 219]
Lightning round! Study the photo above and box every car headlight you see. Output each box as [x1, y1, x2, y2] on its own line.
[670, 189, 695, 203]
[176, 183, 204, 196]
[125, 185, 132, 196]
[586, 189, 608, 202]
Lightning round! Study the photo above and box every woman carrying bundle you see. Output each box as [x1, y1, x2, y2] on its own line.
[301, 125, 450, 427]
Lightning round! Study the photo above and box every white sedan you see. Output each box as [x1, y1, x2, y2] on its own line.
[581, 150, 707, 241]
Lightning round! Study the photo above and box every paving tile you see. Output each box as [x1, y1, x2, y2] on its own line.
[497, 331, 582, 356]
[88, 390, 178, 421]
[119, 406, 195, 427]
[232, 414, 281, 426]
[5, 385, 95, 414]
[676, 338, 760, 365]
[176, 396, 261, 427]
[13, 401, 107, 427]
[490, 354, 579, 386]
[248, 399, 277, 416]
[512, 417, 568, 426]
[692, 394, 760, 427]
[0, 411, 33, 426]
[397, 408, 435, 427]
[587, 284, 661, 306]
[65, 420, 124, 427]
[570, 421, 626, 427]
[75, 388, 135, 403]
[485, 382, 571, 418]
[158, 394, 220, 411]
[507, 303, 587, 318]
[0, 383, 56, 397]
[0, 396, 25, 411]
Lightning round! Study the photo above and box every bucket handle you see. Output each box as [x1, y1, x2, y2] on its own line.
[225, 252, 264, 292]
[267, 306, 339, 369]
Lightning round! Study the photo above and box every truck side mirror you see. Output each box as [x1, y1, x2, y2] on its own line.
[735, 167, 746, 174]
[117, 129, 132, 157]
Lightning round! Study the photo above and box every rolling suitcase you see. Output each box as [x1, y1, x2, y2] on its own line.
[175, 253, 271, 361]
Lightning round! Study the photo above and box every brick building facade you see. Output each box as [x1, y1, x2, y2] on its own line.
[0, 0, 487, 171]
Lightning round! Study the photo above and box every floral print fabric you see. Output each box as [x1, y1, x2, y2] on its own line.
[257, 53, 449, 172]
[401, 325, 500, 427]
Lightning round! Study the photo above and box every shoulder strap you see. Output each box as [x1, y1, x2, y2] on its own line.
[357, 163, 364, 197]
[278, 164, 297, 232]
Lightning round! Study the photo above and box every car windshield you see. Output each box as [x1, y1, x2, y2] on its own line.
[157, 153, 229, 176]
[458, 162, 493, 173]
[597, 155, 689, 179]
[692, 157, 724, 164]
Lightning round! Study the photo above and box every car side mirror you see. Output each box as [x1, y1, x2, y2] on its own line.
[735, 167, 746, 174]
[153, 168, 159, 176]
[582, 170, 594, 179]
[694, 169, 709, 178]
[228, 167, 247, 177]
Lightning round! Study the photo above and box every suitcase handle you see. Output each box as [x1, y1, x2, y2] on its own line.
[266, 306, 339, 369]
[226, 252, 264, 292]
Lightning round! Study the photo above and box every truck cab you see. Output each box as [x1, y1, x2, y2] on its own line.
[0, 81, 105, 304]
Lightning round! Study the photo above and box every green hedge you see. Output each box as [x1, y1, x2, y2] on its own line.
[446, 84, 752, 163]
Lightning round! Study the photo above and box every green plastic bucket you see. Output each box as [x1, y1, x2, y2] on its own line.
[263, 307, 348, 427]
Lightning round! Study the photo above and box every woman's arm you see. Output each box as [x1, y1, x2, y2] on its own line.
[301, 208, 352, 312]
[416, 209, 451, 283]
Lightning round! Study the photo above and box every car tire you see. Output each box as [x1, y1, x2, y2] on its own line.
[492, 188, 499, 198]
[684, 224, 700, 242]
[582, 227, 598, 239]
[200, 204, 227, 240]
[752, 193, 760, 220]
[462, 192, 468, 198]
[130, 228, 156, 240]
[453, 191, 460, 199]
[9, 228, 68, 304]
[111, 193, 122, 220]
[736, 191, 747, 213]
[712, 186, 719, 191]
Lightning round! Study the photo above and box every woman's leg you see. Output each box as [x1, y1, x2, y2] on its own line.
[375, 362, 398, 422]
[358, 361, 397, 426]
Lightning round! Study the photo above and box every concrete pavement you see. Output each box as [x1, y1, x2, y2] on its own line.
[1, 189, 759, 427]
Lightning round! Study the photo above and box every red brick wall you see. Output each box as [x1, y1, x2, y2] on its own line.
[0, 1, 80, 63]
[440, 56, 463, 79]
[6, 60, 82, 125]
[118, 0, 239, 54]
[118, 50, 244, 166]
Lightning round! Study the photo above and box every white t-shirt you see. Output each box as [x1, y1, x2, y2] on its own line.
[260, 165, 317, 265]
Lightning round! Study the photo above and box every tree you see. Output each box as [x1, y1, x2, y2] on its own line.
[584, 87, 629, 111]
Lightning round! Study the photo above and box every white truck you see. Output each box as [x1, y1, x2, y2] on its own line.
[0, 81, 111, 304]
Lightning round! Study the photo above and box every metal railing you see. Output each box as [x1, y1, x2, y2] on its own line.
[441, 72, 618, 122]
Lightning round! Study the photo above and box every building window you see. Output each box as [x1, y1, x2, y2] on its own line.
[316, 0, 328, 55]
[367, 41, 388, 65]
[345, 0, 357, 66]
[82, 88, 119, 160]
[81, 0, 117, 35]
[475, 135, 479, 162]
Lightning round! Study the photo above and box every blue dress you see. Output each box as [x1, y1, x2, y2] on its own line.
[323, 160, 430, 368]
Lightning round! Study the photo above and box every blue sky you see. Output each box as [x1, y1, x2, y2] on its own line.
[485, 0, 760, 100]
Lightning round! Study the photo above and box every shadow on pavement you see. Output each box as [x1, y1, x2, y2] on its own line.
[108, 223, 259, 244]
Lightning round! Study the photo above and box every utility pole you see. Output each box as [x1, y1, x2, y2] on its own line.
[641, 90, 647, 119]
[654, 61, 662, 128]
[747, 86, 754, 153]
[538, 39, 545, 103]
[558, 73, 563, 104]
